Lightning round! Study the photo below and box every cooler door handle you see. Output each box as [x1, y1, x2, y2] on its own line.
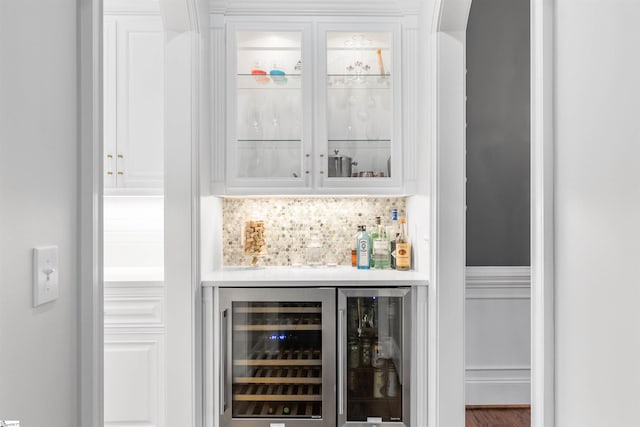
[220, 309, 228, 413]
[338, 308, 345, 415]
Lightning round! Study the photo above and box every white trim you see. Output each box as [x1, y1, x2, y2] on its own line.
[433, 28, 469, 427]
[466, 367, 531, 406]
[466, 266, 531, 300]
[466, 266, 531, 283]
[80, 0, 104, 426]
[104, 0, 161, 15]
[207, 0, 419, 16]
[531, 0, 555, 426]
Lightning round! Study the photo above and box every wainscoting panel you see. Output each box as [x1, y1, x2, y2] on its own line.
[104, 334, 165, 427]
[466, 266, 531, 405]
[105, 280, 165, 427]
[104, 286, 165, 328]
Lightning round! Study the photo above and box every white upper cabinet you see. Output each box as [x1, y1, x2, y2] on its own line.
[214, 18, 407, 196]
[226, 23, 313, 191]
[318, 24, 401, 191]
[104, 15, 164, 193]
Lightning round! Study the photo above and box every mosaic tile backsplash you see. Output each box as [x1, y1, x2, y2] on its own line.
[223, 197, 406, 266]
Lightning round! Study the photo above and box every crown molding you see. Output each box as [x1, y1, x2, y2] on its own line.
[104, 0, 161, 15]
[208, 0, 421, 16]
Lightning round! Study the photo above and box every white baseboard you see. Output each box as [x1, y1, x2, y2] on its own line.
[465, 266, 531, 405]
[465, 367, 531, 405]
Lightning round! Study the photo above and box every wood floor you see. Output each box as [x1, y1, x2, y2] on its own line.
[466, 406, 530, 427]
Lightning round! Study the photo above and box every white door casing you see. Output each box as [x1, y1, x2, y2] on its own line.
[80, 1, 555, 426]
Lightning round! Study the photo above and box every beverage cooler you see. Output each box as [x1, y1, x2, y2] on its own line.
[216, 287, 411, 427]
[337, 288, 410, 427]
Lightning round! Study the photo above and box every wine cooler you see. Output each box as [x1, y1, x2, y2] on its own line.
[219, 288, 336, 427]
[216, 287, 410, 427]
[337, 288, 410, 427]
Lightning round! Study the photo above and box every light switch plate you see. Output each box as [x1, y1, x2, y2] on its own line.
[33, 246, 59, 307]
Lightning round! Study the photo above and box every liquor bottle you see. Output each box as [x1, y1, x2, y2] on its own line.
[396, 218, 411, 271]
[352, 225, 362, 267]
[389, 208, 399, 269]
[356, 225, 371, 270]
[369, 217, 380, 268]
[372, 216, 390, 269]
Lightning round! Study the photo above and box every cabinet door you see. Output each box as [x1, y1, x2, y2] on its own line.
[116, 17, 164, 190]
[226, 24, 312, 192]
[318, 25, 402, 192]
[104, 17, 117, 188]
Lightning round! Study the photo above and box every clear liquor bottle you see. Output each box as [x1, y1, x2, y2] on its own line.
[356, 225, 371, 270]
[369, 217, 380, 268]
[372, 217, 390, 269]
[396, 218, 411, 271]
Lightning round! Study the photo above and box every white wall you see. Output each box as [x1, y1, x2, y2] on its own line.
[104, 196, 164, 270]
[556, 1, 640, 426]
[0, 1, 79, 426]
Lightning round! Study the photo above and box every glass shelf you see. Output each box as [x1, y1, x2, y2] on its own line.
[327, 75, 391, 89]
[328, 139, 391, 142]
[237, 74, 302, 90]
[238, 139, 302, 142]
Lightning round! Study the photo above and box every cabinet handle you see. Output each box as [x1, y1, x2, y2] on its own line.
[106, 154, 113, 159]
[117, 171, 124, 175]
[305, 154, 310, 158]
[305, 171, 310, 175]
[107, 171, 113, 176]
[320, 171, 324, 175]
[320, 154, 324, 158]
[117, 154, 124, 159]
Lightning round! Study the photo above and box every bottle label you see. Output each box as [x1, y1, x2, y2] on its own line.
[358, 239, 370, 268]
[373, 240, 388, 253]
[396, 242, 410, 268]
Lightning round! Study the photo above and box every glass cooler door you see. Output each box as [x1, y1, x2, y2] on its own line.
[219, 288, 336, 427]
[337, 288, 411, 427]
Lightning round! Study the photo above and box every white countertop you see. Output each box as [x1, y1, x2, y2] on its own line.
[201, 266, 428, 286]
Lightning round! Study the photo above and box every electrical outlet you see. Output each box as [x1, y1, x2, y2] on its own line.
[33, 246, 59, 307]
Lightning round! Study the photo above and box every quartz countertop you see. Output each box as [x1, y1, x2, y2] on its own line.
[201, 265, 428, 286]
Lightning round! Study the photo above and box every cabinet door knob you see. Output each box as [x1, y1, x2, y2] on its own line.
[117, 171, 124, 175]
[320, 154, 324, 158]
[107, 171, 113, 176]
[305, 154, 310, 158]
[117, 154, 124, 159]
[107, 154, 113, 159]
[320, 171, 324, 175]
[305, 170, 310, 175]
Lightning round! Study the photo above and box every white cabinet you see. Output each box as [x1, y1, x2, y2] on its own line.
[318, 24, 402, 192]
[226, 23, 312, 191]
[104, 282, 165, 427]
[104, 16, 164, 193]
[215, 20, 405, 195]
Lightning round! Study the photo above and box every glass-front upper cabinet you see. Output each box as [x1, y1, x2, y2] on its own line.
[227, 23, 312, 190]
[318, 25, 401, 190]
